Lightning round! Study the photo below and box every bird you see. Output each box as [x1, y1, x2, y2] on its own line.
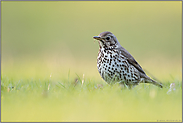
[93, 31, 163, 88]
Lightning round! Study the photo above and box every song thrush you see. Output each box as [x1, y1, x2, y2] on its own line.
[93, 31, 163, 88]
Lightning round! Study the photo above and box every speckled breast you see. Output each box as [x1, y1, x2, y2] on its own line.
[97, 48, 140, 84]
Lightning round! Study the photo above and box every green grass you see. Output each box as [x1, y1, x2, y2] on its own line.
[1, 75, 182, 122]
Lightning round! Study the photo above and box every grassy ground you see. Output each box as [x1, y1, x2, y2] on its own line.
[1, 74, 182, 122]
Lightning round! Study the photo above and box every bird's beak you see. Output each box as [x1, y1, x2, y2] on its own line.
[93, 36, 102, 40]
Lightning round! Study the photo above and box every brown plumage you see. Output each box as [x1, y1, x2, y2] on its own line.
[93, 31, 163, 88]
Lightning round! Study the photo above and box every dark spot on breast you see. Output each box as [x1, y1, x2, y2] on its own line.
[120, 56, 124, 59]
[111, 72, 114, 76]
[109, 59, 112, 63]
[124, 61, 129, 67]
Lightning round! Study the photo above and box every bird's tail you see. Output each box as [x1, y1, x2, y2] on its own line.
[141, 77, 163, 88]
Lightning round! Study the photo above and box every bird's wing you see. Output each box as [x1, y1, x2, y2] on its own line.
[118, 47, 146, 75]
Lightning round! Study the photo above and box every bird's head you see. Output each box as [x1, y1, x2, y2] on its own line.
[93, 31, 120, 49]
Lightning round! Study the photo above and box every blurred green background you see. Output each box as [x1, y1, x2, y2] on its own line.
[1, 1, 182, 122]
[2, 1, 181, 81]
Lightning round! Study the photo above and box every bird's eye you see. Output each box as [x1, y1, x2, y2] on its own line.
[106, 37, 110, 40]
